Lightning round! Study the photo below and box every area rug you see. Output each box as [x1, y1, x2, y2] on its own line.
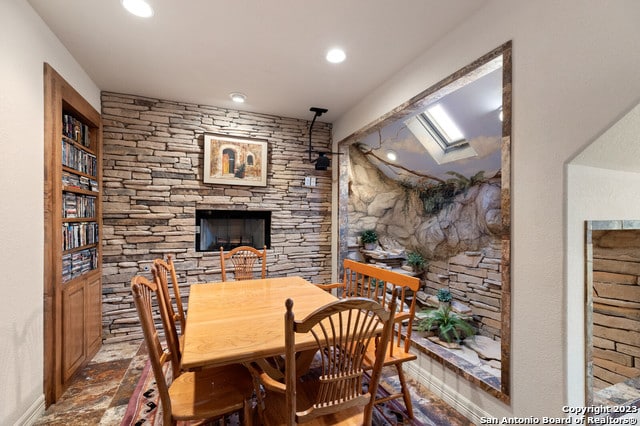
[120, 360, 449, 425]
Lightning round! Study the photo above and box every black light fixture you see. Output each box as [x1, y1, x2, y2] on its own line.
[308, 107, 329, 170]
[315, 152, 331, 170]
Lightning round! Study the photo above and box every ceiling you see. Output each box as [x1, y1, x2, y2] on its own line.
[27, 0, 487, 123]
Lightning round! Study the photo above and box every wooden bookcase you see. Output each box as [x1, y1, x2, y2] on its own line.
[43, 63, 102, 405]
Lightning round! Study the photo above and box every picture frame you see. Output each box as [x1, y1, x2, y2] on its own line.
[203, 133, 268, 186]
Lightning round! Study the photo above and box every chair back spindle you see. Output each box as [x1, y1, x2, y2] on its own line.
[250, 290, 398, 425]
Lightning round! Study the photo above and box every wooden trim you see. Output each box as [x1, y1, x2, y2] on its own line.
[43, 62, 58, 406]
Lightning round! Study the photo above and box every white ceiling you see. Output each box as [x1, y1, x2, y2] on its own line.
[27, 0, 487, 123]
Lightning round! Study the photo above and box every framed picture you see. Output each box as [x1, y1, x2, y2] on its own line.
[203, 133, 268, 186]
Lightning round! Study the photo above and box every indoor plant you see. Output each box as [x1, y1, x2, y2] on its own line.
[360, 229, 378, 250]
[436, 288, 452, 307]
[417, 305, 475, 344]
[406, 251, 426, 272]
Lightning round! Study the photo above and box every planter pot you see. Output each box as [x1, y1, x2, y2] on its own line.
[364, 243, 377, 250]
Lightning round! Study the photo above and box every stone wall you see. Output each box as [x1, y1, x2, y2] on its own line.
[423, 247, 502, 339]
[348, 145, 502, 339]
[100, 92, 333, 343]
[592, 229, 640, 391]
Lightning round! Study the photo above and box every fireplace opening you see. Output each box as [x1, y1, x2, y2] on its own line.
[195, 210, 271, 252]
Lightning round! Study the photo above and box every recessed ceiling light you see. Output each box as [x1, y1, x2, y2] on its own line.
[326, 48, 346, 64]
[386, 150, 397, 161]
[122, 0, 154, 18]
[230, 92, 247, 103]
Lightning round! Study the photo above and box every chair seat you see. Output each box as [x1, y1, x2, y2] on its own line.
[363, 340, 417, 368]
[259, 378, 366, 425]
[169, 363, 254, 421]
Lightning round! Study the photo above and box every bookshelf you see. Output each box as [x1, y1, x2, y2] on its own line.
[43, 64, 102, 405]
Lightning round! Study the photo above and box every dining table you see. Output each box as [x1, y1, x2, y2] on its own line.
[180, 275, 339, 371]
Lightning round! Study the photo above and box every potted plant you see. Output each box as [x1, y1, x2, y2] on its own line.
[417, 305, 475, 345]
[436, 288, 452, 308]
[360, 229, 378, 250]
[405, 251, 426, 272]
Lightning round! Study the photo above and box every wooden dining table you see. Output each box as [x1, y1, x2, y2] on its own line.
[180, 276, 339, 371]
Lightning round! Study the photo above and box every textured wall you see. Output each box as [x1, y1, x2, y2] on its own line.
[347, 144, 502, 339]
[100, 92, 332, 343]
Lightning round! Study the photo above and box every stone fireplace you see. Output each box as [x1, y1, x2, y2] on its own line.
[100, 92, 332, 344]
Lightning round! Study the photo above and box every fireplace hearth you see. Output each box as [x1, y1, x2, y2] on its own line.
[195, 210, 271, 252]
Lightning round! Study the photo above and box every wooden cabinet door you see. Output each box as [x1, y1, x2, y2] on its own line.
[61, 279, 86, 382]
[86, 274, 102, 355]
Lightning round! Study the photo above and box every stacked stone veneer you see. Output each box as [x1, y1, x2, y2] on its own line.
[591, 229, 640, 391]
[423, 247, 502, 339]
[100, 92, 332, 343]
[348, 145, 503, 339]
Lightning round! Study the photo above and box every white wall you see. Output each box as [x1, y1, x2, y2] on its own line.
[566, 102, 640, 408]
[335, 0, 640, 417]
[0, 1, 100, 424]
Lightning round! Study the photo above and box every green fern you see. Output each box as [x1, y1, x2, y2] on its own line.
[417, 305, 475, 343]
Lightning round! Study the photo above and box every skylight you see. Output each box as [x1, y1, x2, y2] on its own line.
[405, 104, 477, 165]
[418, 104, 466, 152]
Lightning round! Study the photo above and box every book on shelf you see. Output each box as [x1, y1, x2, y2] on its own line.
[62, 171, 98, 192]
[62, 192, 96, 218]
[61, 248, 97, 282]
[63, 113, 91, 147]
[62, 222, 99, 251]
[61, 139, 97, 176]
[62, 171, 80, 188]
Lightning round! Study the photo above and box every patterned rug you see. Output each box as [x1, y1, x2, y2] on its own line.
[120, 360, 465, 426]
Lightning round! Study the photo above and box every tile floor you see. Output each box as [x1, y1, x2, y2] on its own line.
[34, 340, 474, 425]
[34, 340, 148, 426]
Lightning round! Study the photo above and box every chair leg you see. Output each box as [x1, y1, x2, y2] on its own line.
[243, 397, 254, 426]
[395, 364, 414, 419]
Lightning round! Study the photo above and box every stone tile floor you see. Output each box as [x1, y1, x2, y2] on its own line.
[34, 340, 474, 425]
[34, 340, 147, 426]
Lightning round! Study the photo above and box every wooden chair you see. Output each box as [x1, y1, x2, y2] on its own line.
[131, 275, 255, 425]
[319, 259, 421, 419]
[149, 265, 183, 376]
[249, 291, 398, 425]
[153, 255, 187, 335]
[220, 245, 267, 281]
